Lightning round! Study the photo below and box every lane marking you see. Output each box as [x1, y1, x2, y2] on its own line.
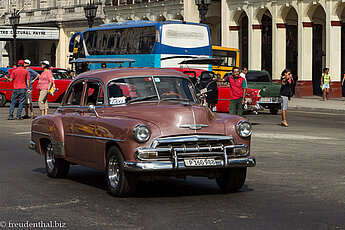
[253, 133, 332, 140]
[14, 131, 31, 135]
[2, 199, 80, 211]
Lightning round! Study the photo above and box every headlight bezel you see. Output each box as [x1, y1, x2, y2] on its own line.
[133, 124, 151, 143]
[236, 121, 252, 138]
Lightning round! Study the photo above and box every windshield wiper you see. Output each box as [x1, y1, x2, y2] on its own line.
[128, 95, 158, 103]
[160, 98, 191, 102]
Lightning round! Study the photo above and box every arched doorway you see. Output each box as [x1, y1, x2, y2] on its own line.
[239, 12, 248, 68]
[261, 12, 272, 76]
[285, 7, 298, 94]
[312, 6, 326, 96]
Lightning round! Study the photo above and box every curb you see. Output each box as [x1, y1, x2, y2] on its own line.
[288, 106, 345, 114]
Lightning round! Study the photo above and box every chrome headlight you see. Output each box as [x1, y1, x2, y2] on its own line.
[236, 121, 252, 138]
[133, 124, 150, 143]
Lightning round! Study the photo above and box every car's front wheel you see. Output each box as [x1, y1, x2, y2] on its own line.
[44, 142, 70, 178]
[216, 168, 247, 193]
[106, 146, 137, 197]
[269, 106, 279, 115]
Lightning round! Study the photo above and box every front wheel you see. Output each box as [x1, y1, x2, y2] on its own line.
[0, 93, 6, 107]
[106, 146, 137, 197]
[45, 142, 70, 178]
[215, 168, 247, 193]
[269, 106, 279, 115]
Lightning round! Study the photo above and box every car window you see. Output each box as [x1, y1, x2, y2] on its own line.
[65, 81, 84, 105]
[32, 69, 72, 80]
[84, 81, 104, 106]
[246, 72, 270, 82]
[107, 76, 195, 105]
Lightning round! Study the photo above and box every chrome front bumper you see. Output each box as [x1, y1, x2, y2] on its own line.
[123, 156, 256, 172]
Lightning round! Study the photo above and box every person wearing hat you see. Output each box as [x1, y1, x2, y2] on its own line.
[22, 59, 39, 119]
[32, 60, 53, 116]
[4, 60, 30, 120]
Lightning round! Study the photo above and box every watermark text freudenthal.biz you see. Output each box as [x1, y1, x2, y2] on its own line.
[0, 220, 66, 228]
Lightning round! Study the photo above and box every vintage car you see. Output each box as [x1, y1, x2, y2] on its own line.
[216, 70, 282, 114]
[0, 67, 72, 107]
[29, 68, 256, 197]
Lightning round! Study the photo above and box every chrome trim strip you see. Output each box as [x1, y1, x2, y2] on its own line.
[66, 133, 124, 142]
[123, 156, 256, 172]
[151, 135, 236, 148]
[32, 131, 50, 136]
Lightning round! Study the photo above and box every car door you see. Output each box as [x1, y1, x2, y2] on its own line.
[68, 79, 104, 167]
[59, 80, 85, 163]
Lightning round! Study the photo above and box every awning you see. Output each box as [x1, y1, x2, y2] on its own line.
[69, 58, 136, 64]
[0, 27, 59, 40]
[179, 58, 223, 66]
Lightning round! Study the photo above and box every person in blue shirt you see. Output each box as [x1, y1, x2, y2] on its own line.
[23, 59, 39, 119]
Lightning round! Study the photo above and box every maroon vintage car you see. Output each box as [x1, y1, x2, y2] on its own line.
[29, 68, 255, 196]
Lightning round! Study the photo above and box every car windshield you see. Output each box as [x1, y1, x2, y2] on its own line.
[246, 71, 270, 82]
[0, 70, 8, 78]
[107, 76, 196, 105]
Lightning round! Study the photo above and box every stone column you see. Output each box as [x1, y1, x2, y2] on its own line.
[56, 24, 68, 69]
[295, 21, 313, 97]
[273, 23, 287, 81]
[249, 23, 262, 70]
[227, 26, 239, 49]
[183, 1, 199, 23]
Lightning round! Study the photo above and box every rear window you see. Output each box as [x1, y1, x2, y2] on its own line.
[246, 71, 270, 82]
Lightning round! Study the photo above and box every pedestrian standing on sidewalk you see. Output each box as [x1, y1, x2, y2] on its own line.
[220, 67, 247, 116]
[4, 60, 30, 120]
[321, 68, 331, 101]
[23, 59, 39, 119]
[280, 69, 292, 127]
[32, 60, 53, 116]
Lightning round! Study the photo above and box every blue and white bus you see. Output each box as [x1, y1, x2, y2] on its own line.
[69, 20, 212, 71]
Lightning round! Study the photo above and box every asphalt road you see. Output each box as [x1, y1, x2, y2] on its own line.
[0, 104, 344, 230]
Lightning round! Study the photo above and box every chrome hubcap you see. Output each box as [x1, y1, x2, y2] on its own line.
[108, 156, 120, 188]
[46, 143, 55, 172]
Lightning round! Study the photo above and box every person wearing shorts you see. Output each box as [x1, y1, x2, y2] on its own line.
[321, 68, 331, 101]
[33, 60, 53, 116]
[280, 69, 292, 127]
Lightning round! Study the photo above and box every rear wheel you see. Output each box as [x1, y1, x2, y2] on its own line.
[0, 93, 6, 107]
[106, 146, 137, 197]
[216, 168, 247, 193]
[44, 142, 70, 178]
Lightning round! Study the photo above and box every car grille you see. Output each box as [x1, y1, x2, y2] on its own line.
[136, 135, 249, 162]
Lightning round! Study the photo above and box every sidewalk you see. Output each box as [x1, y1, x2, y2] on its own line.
[288, 96, 345, 113]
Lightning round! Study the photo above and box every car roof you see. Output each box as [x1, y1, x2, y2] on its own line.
[74, 68, 190, 83]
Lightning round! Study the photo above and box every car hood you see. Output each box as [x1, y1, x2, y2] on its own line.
[247, 82, 281, 97]
[101, 101, 226, 137]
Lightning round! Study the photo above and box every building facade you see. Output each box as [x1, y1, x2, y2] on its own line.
[1, 0, 343, 97]
[222, 0, 345, 97]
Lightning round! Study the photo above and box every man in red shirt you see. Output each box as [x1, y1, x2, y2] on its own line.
[5, 60, 30, 120]
[223, 67, 247, 116]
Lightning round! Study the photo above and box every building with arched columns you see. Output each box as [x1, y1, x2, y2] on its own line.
[0, 0, 343, 97]
[221, 0, 345, 97]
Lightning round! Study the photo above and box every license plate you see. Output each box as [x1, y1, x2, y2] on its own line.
[245, 98, 252, 103]
[260, 98, 271, 102]
[184, 158, 217, 167]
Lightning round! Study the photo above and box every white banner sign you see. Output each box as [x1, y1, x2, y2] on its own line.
[0, 27, 59, 40]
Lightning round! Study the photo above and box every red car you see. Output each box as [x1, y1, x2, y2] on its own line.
[0, 67, 72, 107]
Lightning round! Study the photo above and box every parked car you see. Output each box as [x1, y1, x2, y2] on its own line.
[0, 67, 72, 107]
[29, 68, 256, 197]
[246, 70, 282, 114]
[216, 70, 282, 114]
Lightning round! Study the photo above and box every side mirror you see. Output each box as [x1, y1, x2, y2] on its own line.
[87, 104, 99, 117]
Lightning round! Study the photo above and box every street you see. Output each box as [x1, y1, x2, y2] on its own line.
[0, 104, 344, 230]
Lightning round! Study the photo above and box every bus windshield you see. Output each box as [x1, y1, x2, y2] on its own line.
[212, 46, 240, 78]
